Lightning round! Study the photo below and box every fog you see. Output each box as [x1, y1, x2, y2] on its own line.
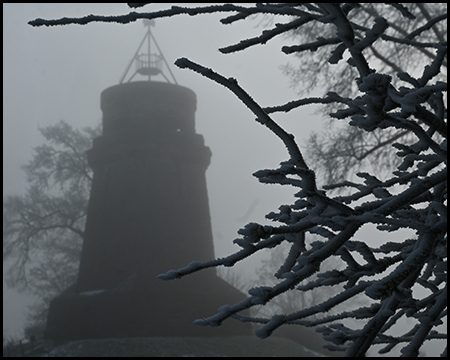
[3, 4, 323, 338]
[3, 5, 446, 357]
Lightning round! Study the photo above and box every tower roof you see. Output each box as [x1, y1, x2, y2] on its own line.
[119, 20, 177, 84]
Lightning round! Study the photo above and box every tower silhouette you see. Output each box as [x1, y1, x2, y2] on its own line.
[45, 23, 250, 342]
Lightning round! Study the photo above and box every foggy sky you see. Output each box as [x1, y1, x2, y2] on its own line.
[3, 3, 322, 339]
[2, 5, 445, 357]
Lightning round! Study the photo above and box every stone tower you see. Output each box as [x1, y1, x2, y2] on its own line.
[45, 23, 251, 341]
[45, 81, 251, 341]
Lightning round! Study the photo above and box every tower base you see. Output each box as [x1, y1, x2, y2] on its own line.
[45, 271, 251, 342]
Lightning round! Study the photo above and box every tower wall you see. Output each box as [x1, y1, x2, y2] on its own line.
[45, 82, 251, 341]
[77, 82, 214, 291]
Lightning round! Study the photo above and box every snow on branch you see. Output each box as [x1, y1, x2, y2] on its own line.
[166, 5, 446, 357]
[28, 4, 256, 27]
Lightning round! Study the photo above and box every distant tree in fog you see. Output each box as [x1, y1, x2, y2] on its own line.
[3, 121, 99, 333]
[29, 3, 447, 356]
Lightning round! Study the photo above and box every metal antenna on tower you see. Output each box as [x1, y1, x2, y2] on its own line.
[119, 20, 178, 84]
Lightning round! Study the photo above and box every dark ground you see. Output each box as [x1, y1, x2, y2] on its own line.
[46, 336, 327, 357]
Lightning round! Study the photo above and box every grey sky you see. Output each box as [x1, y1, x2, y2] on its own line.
[3, 3, 322, 338]
[3, 5, 446, 357]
